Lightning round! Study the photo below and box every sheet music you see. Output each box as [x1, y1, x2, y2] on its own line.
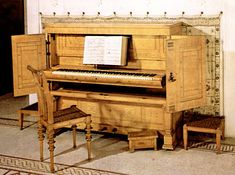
[83, 36, 127, 65]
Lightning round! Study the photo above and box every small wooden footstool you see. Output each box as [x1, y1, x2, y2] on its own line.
[183, 116, 225, 154]
[17, 102, 39, 130]
[128, 130, 158, 152]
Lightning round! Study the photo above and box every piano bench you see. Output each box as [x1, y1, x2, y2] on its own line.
[128, 130, 158, 152]
[17, 102, 39, 130]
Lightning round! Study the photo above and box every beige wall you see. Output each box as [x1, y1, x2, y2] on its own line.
[223, 1, 235, 138]
[26, 0, 235, 137]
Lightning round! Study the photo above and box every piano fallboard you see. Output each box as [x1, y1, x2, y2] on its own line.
[44, 68, 166, 89]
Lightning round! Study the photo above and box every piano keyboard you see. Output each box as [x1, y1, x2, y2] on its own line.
[52, 69, 157, 81]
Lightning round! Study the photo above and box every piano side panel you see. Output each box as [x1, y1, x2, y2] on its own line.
[11, 34, 46, 97]
[166, 36, 206, 112]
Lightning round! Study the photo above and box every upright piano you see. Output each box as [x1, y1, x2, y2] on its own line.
[11, 18, 206, 150]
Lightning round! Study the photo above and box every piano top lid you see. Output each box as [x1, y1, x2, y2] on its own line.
[42, 16, 183, 35]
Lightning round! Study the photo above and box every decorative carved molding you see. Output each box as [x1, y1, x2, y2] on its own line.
[41, 15, 221, 26]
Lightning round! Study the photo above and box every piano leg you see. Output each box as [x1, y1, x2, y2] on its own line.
[162, 130, 175, 150]
[162, 111, 182, 150]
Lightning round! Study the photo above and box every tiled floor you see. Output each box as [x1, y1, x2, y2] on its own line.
[1, 93, 235, 175]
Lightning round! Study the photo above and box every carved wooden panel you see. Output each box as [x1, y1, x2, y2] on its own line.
[127, 36, 166, 70]
[166, 36, 206, 112]
[11, 34, 46, 96]
[180, 48, 203, 100]
[131, 36, 166, 60]
[59, 97, 165, 130]
[56, 34, 84, 56]
[56, 34, 84, 66]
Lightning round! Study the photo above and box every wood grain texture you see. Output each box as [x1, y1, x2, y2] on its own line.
[12, 19, 206, 150]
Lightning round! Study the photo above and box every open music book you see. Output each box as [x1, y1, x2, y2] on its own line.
[83, 36, 128, 66]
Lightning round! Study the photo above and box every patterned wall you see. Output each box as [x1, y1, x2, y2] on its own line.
[41, 14, 222, 116]
[181, 16, 222, 116]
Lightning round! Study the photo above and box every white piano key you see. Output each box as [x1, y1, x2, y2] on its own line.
[52, 69, 156, 81]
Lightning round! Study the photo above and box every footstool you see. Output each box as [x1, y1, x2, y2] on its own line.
[183, 116, 225, 154]
[128, 130, 158, 152]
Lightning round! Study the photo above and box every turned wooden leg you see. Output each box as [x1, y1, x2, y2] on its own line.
[38, 121, 44, 161]
[85, 115, 92, 160]
[216, 129, 221, 154]
[183, 124, 188, 150]
[47, 128, 55, 173]
[72, 125, 77, 148]
[18, 112, 24, 130]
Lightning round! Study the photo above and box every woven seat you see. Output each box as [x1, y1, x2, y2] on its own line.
[27, 65, 92, 173]
[183, 116, 224, 154]
[186, 117, 222, 129]
[53, 105, 88, 123]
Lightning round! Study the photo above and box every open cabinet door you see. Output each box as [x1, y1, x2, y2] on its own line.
[166, 36, 206, 112]
[11, 34, 46, 97]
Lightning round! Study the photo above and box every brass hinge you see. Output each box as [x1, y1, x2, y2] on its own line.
[45, 37, 50, 68]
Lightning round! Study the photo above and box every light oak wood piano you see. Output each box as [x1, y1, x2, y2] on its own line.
[11, 18, 206, 150]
